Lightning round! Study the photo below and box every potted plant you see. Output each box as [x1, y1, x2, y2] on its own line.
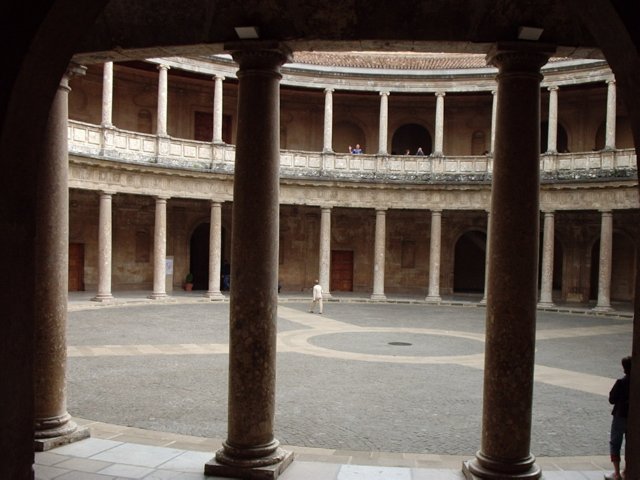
[184, 272, 194, 291]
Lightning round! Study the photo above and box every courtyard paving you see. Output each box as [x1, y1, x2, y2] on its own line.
[35, 291, 632, 479]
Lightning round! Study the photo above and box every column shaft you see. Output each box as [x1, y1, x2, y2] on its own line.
[378, 91, 389, 155]
[101, 61, 113, 127]
[323, 89, 334, 153]
[93, 192, 114, 301]
[34, 66, 89, 449]
[538, 211, 555, 306]
[371, 209, 387, 300]
[319, 207, 332, 298]
[207, 45, 293, 479]
[213, 76, 225, 143]
[464, 43, 553, 480]
[546, 86, 558, 153]
[433, 92, 445, 155]
[490, 90, 497, 155]
[207, 201, 224, 300]
[157, 64, 169, 136]
[150, 197, 168, 299]
[426, 210, 442, 302]
[605, 79, 616, 150]
[594, 210, 613, 311]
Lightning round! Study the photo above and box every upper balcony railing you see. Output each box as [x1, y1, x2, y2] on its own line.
[68, 120, 638, 183]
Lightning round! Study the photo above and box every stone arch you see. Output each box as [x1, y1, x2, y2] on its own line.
[391, 123, 432, 155]
[453, 229, 487, 294]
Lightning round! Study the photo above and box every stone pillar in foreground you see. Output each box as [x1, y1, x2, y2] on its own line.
[594, 209, 614, 312]
[149, 196, 168, 299]
[538, 211, 555, 307]
[426, 209, 442, 302]
[463, 42, 553, 480]
[205, 43, 293, 480]
[34, 64, 90, 450]
[206, 201, 224, 300]
[371, 208, 387, 300]
[319, 206, 332, 299]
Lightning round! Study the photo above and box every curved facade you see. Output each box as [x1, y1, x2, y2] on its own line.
[68, 55, 638, 305]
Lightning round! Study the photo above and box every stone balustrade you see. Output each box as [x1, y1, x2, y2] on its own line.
[68, 120, 637, 182]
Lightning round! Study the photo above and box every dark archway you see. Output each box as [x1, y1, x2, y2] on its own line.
[391, 123, 432, 155]
[541, 121, 569, 152]
[189, 223, 210, 290]
[453, 230, 486, 293]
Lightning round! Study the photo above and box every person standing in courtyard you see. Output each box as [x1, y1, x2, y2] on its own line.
[606, 355, 631, 480]
[309, 279, 323, 314]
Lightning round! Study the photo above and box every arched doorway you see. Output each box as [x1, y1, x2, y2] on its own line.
[453, 230, 487, 293]
[334, 121, 367, 154]
[190, 223, 210, 290]
[391, 123, 432, 155]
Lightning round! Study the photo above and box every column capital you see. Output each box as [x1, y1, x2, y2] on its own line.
[99, 190, 116, 196]
[157, 64, 170, 71]
[213, 74, 225, 82]
[487, 42, 555, 74]
[320, 205, 333, 212]
[324, 87, 334, 94]
[606, 78, 616, 85]
[491, 89, 497, 96]
[430, 208, 443, 214]
[435, 90, 446, 97]
[210, 199, 223, 206]
[547, 85, 559, 92]
[227, 41, 292, 71]
[542, 209, 555, 216]
[375, 207, 388, 213]
[379, 90, 390, 97]
[155, 195, 170, 201]
[599, 209, 613, 216]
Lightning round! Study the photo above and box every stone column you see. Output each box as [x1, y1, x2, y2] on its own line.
[206, 201, 224, 300]
[323, 88, 334, 153]
[433, 91, 446, 156]
[480, 211, 491, 305]
[157, 64, 170, 137]
[149, 196, 169, 299]
[546, 86, 558, 153]
[101, 61, 113, 128]
[594, 210, 614, 311]
[538, 211, 555, 307]
[426, 209, 442, 302]
[371, 208, 387, 300]
[378, 91, 389, 155]
[34, 64, 90, 451]
[92, 191, 114, 302]
[463, 43, 553, 480]
[205, 44, 293, 480]
[490, 90, 497, 155]
[319, 206, 332, 299]
[605, 79, 616, 150]
[213, 75, 225, 144]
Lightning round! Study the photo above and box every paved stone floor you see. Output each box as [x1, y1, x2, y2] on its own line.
[35, 291, 632, 479]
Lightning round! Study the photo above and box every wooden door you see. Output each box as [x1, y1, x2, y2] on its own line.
[331, 250, 353, 291]
[68, 243, 85, 291]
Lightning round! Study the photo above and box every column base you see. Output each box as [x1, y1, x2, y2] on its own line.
[91, 293, 114, 302]
[425, 295, 441, 303]
[537, 301, 555, 308]
[593, 305, 614, 312]
[479, 297, 487, 305]
[148, 292, 168, 299]
[205, 448, 294, 480]
[34, 424, 90, 452]
[370, 293, 387, 301]
[206, 291, 225, 301]
[463, 453, 541, 480]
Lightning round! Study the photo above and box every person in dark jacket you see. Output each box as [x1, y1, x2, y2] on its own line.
[607, 355, 631, 480]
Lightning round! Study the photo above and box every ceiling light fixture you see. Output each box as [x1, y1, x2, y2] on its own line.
[234, 26, 260, 40]
[517, 26, 544, 41]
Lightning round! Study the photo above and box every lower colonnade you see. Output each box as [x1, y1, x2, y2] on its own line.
[33, 42, 637, 480]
